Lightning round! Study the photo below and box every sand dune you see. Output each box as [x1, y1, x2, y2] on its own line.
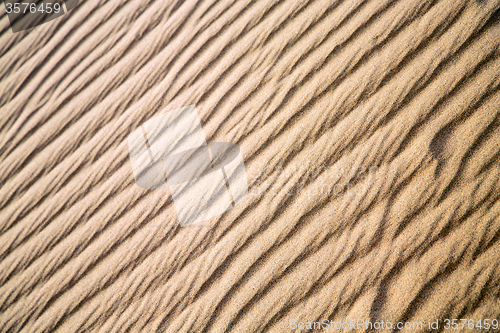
[1, 0, 500, 332]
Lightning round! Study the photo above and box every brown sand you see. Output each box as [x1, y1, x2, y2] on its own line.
[1, 0, 500, 332]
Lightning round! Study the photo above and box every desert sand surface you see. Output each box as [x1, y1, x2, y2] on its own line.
[1, 0, 500, 332]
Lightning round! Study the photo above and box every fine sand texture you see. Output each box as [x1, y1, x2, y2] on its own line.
[1, 0, 500, 332]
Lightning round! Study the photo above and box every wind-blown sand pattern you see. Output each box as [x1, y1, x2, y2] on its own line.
[1, 0, 500, 332]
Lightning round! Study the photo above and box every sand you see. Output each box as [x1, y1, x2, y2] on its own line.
[1, 0, 500, 331]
